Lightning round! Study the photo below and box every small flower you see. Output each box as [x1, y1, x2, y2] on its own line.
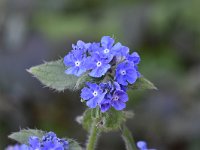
[72, 40, 91, 53]
[115, 61, 138, 85]
[64, 50, 87, 76]
[111, 90, 128, 110]
[86, 53, 111, 77]
[137, 141, 148, 150]
[99, 82, 128, 112]
[127, 52, 140, 65]
[81, 82, 106, 108]
[99, 36, 129, 62]
[137, 141, 156, 150]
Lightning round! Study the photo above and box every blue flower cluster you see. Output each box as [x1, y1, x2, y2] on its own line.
[64, 36, 141, 112]
[5, 132, 68, 150]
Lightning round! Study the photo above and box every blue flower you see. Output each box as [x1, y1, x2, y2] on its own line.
[111, 90, 128, 110]
[99, 36, 129, 62]
[64, 50, 87, 77]
[99, 82, 128, 112]
[72, 40, 91, 53]
[42, 132, 68, 150]
[137, 141, 147, 150]
[5, 145, 29, 150]
[86, 53, 111, 78]
[127, 52, 140, 65]
[81, 82, 106, 108]
[115, 61, 138, 85]
[137, 141, 155, 150]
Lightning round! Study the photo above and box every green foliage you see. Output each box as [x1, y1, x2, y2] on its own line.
[8, 129, 82, 150]
[101, 108, 126, 132]
[68, 139, 82, 150]
[8, 129, 45, 144]
[81, 108, 132, 132]
[121, 125, 137, 150]
[27, 59, 89, 91]
[129, 77, 157, 90]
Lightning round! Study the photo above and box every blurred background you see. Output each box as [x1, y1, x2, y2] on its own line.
[0, 0, 200, 149]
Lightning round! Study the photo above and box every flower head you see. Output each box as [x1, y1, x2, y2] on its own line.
[99, 82, 128, 112]
[81, 82, 106, 108]
[64, 50, 87, 76]
[111, 90, 128, 110]
[64, 36, 141, 111]
[86, 53, 111, 77]
[115, 61, 138, 86]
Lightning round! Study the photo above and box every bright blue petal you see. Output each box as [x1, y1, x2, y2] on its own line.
[81, 87, 93, 100]
[128, 52, 140, 64]
[115, 74, 128, 86]
[111, 101, 126, 110]
[63, 53, 74, 66]
[100, 103, 111, 112]
[29, 136, 40, 148]
[89, 64, 110, 77]
[101, 36, 115, 49]
[118, 91, 128, 102]
[86, 97, 98, 108]
[126, 69, 137, 84]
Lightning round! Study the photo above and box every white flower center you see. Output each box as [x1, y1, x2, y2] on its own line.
[120, 70, 126, 75]
[93, 91, 98, 96]
[113, 95, 119, 101]
[104, 48, 110, 54]
[96, 61, 102, 67]
[75, 61, 81, 66]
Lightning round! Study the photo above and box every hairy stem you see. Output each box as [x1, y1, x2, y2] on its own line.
[121, 125, 138, 150]
[86, 120, 99, 150]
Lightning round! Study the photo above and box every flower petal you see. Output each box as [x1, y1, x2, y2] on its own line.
[81, 87, 93, 100]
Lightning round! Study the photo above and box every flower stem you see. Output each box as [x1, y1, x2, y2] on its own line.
[86, 120, 99, 150]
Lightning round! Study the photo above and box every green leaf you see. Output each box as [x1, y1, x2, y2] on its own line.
[27, 59, 90, 91]
[129, 77, 157, 90]
[68, 139, 82, 150]
[81, 108, 130, 132]
[121, 125, 137, 150]
[8, 129, 45, 144]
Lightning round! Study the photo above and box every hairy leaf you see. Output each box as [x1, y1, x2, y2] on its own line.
[8, 129, 45, 144]
[130, 77, 157, 90]
[68, 139, 82, 150]
[27, 59, 89, 91]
